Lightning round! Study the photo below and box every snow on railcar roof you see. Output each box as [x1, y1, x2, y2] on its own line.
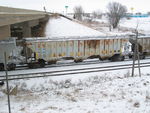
[129, 34, 150, 39]
[24, 35, 129, 42]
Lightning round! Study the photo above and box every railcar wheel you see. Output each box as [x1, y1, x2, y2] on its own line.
[99, 57, 103, 61]
[110, 54, 124, 62]
[140, 54, 145, 59]
[48, 60, 57, 65]
[121, 56, 125, 61]
[0, 63, 4, 71]
[7, 63, 16, 70]
[74, 59, 83, 63]
[129, 54, 133, 59]
[38, 59, 45, 68]
[28, 62, 39, 68]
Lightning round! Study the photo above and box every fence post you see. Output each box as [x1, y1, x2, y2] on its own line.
[4, 52, 11, 113]
[131, 31, 141, 77]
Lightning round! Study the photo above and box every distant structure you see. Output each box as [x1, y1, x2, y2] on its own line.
[126, 13, 149, 18]
[0, 6, 49, 40]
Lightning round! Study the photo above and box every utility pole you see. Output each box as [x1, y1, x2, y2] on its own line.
[4, 52, 11, 113]
[131, 31, 141, 77]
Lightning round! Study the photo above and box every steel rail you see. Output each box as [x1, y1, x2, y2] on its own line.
[0, 62, 150, 81]
[1, 61, 150, 77]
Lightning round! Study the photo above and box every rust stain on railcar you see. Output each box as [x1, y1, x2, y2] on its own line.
[86, 40, 100, 49]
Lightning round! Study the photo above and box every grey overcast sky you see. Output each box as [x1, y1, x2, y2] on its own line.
[0, 0, 150, 13]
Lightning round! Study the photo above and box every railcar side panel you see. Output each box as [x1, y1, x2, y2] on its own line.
[139, 38, 150, 53]
[35, 42, 40, 60]
[113, 39, 120, 54]
[51, 41, 57, 60]
[148, 38, 150, 53]
[62, 41, 66, 57]
[100, 39, 105, 58]
[95, 40, 100, 55]
[56, 41, 62, 58]
[84, 40, 90, 58]
[89, 40, 96, 56]
[74, 40, 78, 57]
[26, 42, 36, 59]
[118, 39, 121, 54]
[108, 39, 114, 56]
[77, 40, 84, 58]
[67, 40, 74, 57]
[104, 39, 109, 56]
[45, 42, 51, 60]
[41, 42, 46, 60]
[142, 38, 147, 52]
[145, 38, 150, 53]
[0, 38, 16, 64]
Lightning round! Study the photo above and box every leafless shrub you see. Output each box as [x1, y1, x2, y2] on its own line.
[92, 10, 102, 19]
[124, 70, 130, 78]
[133, 101, 140, 108]
[145, 91, 150, 102]
[20, 82, 27, 90]
[73, 5, 84, 21]
[65, 93, 77, 102]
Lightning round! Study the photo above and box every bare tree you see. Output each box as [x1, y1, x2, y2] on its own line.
[73, 6, 84, 21]
[92, 10, 102, 19]
[107, 2, 127, 29]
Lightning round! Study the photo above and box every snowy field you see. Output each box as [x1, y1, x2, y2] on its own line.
[1, 16, 150, 113]
[0, 60, 150, 113]
[0, 67, 150, 113]
[120, 17, 150, 34]
[94, 16, 150, 35]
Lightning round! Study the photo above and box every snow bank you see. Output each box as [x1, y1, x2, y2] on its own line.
[45, 17, 106, 38]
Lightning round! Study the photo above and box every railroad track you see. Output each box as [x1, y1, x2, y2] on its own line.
[11, 57, 150, 71]
[0, 61, 150, 81]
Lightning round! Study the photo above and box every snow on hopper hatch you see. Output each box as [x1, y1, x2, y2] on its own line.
[45, 17, 106, 38]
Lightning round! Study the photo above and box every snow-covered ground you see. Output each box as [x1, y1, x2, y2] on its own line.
[0, 68, 150, 113]
[120, 17, 150, 34]
[92, 16, 150, 36]
[1, 60, 150, 113]
[45, 15, 150, 38]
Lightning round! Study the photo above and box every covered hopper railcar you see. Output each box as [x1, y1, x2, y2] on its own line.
[0, 38, 16, 70]
[129, 35, 150, 58]
[23, 36, 131, 68]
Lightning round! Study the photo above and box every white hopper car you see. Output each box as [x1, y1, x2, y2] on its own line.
[23, 36, 131, 68]
[129, 35, 150, 58]
[0, 38, 16, 70]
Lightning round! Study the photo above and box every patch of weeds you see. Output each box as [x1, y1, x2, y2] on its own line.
[65, 93, 77, 102]
[76, 79, 84, 87]
[124, 70, 130, 78]
[133, 101, 140, 108]
[145, 91, 150, 102]
[20, 82, 27, 90]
